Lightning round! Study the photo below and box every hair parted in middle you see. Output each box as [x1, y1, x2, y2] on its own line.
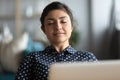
[40, 1, 74, 29]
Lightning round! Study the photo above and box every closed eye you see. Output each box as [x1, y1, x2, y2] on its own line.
[47, 23, 54, 25]
[47, 20, 54, 25]
[61, 20, 67, 24]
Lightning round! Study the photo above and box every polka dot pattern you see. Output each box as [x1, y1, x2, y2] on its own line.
[15, 45, 97, 80]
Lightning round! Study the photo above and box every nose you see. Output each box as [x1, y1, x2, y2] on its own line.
[55, 21, 62, 30]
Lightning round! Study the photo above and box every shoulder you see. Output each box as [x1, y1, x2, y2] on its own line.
[77, 50, 95, 57]
[26, 50, 44, 57]
[22, 51, 44, 62]
[77, 50, 98, 62]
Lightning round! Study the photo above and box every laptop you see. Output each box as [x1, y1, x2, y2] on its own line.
[48, 60, 120, 80]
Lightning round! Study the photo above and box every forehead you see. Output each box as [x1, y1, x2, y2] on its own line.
[45, 10, 70, 20]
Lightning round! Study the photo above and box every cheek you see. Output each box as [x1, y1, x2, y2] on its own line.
[71, 27, 73, 32]
[64, 28, 72, 36]
[66, 25, 73, 32]
[44, 27, 53, 34]
[66, 21, 73, 32]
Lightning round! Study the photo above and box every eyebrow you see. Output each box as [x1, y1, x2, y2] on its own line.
[47, 16, 67, 21]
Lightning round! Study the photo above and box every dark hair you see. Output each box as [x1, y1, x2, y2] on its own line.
[40, 1, 74, 29]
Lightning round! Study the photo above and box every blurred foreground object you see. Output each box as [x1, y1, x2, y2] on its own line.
[0, 26, 44, 73]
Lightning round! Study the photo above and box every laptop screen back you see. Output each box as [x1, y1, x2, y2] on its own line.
[48, 60, 120, 80]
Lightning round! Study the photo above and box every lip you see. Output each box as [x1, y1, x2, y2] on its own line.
[54, 33, 65, 36]
[55, 33, 64, 34]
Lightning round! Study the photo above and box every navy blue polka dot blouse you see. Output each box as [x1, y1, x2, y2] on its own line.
[15, 45, 97, 80]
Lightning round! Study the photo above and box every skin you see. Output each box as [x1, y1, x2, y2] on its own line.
[42, 10, 73, 52]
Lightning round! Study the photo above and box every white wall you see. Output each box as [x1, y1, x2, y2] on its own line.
[91, 0, 113, 59]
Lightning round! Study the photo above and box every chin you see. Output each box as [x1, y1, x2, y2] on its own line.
[54, 39, 68, 44]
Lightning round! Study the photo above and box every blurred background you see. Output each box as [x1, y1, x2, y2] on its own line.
[0, 0, 120, 80]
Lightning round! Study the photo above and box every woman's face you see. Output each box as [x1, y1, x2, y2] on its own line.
[43, 10, 73, 45]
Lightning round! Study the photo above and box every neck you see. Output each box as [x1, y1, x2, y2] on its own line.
[52, 41, 69, 53]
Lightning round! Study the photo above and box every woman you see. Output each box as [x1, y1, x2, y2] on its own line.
[15, 1, 97, 80]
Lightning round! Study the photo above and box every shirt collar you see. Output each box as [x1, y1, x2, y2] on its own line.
[45, 45, 77, 55]
[66, 46, 77, 54]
